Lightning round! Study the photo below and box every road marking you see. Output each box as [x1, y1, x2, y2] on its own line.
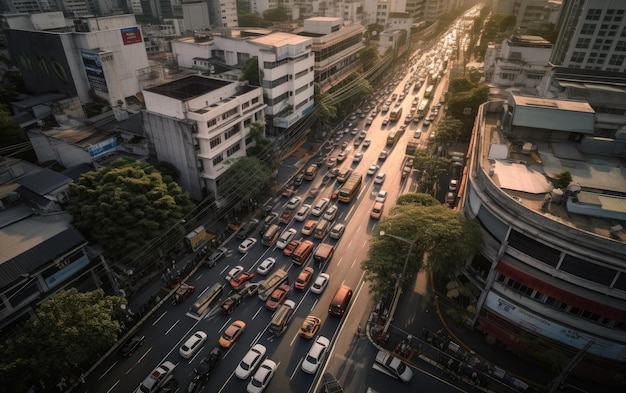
[99, 362, 117, 380]
[106, 380, 120, 393]
[336, 256, 343, 267]
[152, 311, 167, 326]
[311, 298, 319, 311]
[290, 331, 300, 346]
[290, 359, 303, 380]
[351, 258, 357, 269]
[363, 239, 368, 247]
[219, 318, 232, 332]
[165, 320, 179, 335]
[220, 265, 230, 275]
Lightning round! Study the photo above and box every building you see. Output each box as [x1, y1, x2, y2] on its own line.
[462, 94, 626, 386]
[208, 0, 238, 29]
[550, 0, 626, 73]
[3, 13, 150, 110]
[296, 17, 365, 92]
[485, 34, 553, 89]
[142, 75, 266, 201]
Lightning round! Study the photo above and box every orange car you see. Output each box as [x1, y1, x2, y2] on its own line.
[283, 240, 301, 256]
[265, 284, 290, 311]
[295, 267, 314, 291]
[229, 271, 254, 289]
[219, 320, 246, 348]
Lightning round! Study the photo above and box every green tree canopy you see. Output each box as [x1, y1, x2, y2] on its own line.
[0, 289, 126, 391]
[66, 158, 194, 263]
[361, 46, 379, 70]
[245, 122, 275, 166]
[240, 57, 260, 86]
[238, 13, 272, 27]
[446, 84, 489, 136]
[0, 104, 29, 153]
[312, 83, 337, 128]
[263, 7, 288, 21]
[362, 195, 482, 297]
[218, 156, 273, 205]
[435, 117, 464, 143]
[448, 76, 475, 94]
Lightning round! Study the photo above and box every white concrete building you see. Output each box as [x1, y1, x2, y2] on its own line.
[142, 75, 266, 200]
[486, 35, 553, 89]
[209, 0, 238, 29]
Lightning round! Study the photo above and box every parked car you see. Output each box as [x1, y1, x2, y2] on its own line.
[301, 336, 330, 374]
[119, 334, 146, 357]
[246, 358, 277, 393]
[205, 247, 228, 267]
[256, 257, 276, 275]
[235, 344, 267, 379]
[310, 273, 330, 294]
[180, 331, 207, 359]
[219, 320, 246, 348]
[298, 316, 321, 339]
[238, 238, 257, 253]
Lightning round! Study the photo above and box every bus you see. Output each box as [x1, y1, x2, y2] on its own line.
[338, 173, 362, 203]
[386, 128, 400, 146]
[389, 106, 402, 122]
[424, 85, 434, 98]
[417, 99, 430, 119]
[292, 240, 314, 265]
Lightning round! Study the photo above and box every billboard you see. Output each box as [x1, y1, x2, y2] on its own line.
[88, 137, 117, 158]
[5, 30, 76, 95]
[81, 50, 109, 92]
[121, 26, 142, 45]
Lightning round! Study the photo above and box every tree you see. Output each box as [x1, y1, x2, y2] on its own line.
[218, 156, 272, 205]
[435, 117, 464, 143]
[245, 122, 275, 165]
[446, 84, 489, 136]
[66, 158, 194, 263]
[154, 161, 181, 182]
[0, 289, 126, 391]
[361, 195, 482, 298]
[238, 13, 272, 27]
[263, 7, 288, 22]
[240, 57, 260, 86]
[361, 46, 379, 70]
[312, 83, 337, 128]
[448, 76, 475, 94]
[411, 151, 450, 194]
[0, 104, 30, 158]
[553, 170, 572, 189]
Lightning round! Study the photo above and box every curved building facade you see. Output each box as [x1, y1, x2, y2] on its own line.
[462, 97, 626, 386]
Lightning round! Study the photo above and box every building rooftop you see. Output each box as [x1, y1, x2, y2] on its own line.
[249, 31, 311, 47]
[144, 75, 231, 101]
[41, 126, 113, 148]
[480, 106, 626, 241]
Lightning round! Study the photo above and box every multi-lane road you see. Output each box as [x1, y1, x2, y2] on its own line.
[76, 16, 475, 393]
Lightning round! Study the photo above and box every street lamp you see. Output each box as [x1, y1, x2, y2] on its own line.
[379, 231, 417, 334]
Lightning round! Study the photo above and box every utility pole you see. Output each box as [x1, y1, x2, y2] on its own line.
[548, 340, 594, 393]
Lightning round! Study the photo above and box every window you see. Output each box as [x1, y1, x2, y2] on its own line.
[207, 118, 217, 128]
[526, 74, 543, 80]
[575, 38, 590, 48]
[581, 23, 596, 35]
[221, 107, 238, 120]
[608, 54, 625, 65]
[598, 24, 609, 36]
[224, 125, 239, 140]
[295, 69, 308, 79]
[226, 143, 241, 157]
[585, 9, 601, 20]
[242, 101, 250, 110]
[212, 154, 223, 165]
[210, 136, 221, 148]
[569, 51, 586, 63]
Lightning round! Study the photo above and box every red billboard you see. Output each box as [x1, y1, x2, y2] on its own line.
[121, 27, 142, 45]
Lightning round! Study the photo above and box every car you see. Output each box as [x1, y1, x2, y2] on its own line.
[371, 201, 384, 219]
[256, 257, 276, 275]
[323, 205, 338, 221]
[310, 273, 330, 294]
[286, 196, 302, 210]
[135, 361, 176, 393]
[367, 164, 379, 175]
[225, 265, 244, 281]
[294, 204, 311, 222]
[301, 220, 317, 236]
[295, 267, 314, 290]
[180, 331, 207, 359]
[378, 150, 388, 161]
[299, 316, 321, 339]
[327, 167, 340, 178]
[351, 127, 358, 135]
[283, 239, 301, 256]
[329, 222, 345, 239]
[382, 118, 389, 125]
[265, 283, 290, 310]
[247, 358, 277, 393]
[229, 271, 254, 289]
[282, 185, 296, 198]
[235, 344, 267, 379]
[353, 138, 361, 147]
[293, 173, 304, 185]
[173, 283, 196, 304]
[276, 228, 298, 249]
[381, 105, 389, 113]
[414, 130, 422, 139]
[237, 219, 259, 239]
[445, 192, 455, 206]
[311, 198, 330, 216]
[220, 293, 242, 315]
[365, 117, 373, 125]
[449, 179, 458, 191]
[260, 212, 279, 234]
[359, 131, 367, 139]
[301, 336, 330, 374]
[373, 350, 413, 382]
[362, 139, 371, 148]
[337, 151, 347, 162]
[238, 238, 257, 253]
[206, 246, 228, 267]
[374, 172, 386, 184]
[219, 320, 246, 348]
[194, 347, 222, 381]
[119, 334, 146, 357]
[326, 156, 337, 167]
[353, 152, 363, 162]
[376, 190, 388, 203]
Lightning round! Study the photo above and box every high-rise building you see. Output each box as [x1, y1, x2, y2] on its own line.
[208, 0, 238, 29]
[550, 0, 626, 72]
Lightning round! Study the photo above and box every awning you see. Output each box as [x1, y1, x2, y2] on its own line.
[495, 262, 626, 323]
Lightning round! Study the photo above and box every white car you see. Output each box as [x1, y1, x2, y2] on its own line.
[302, 336, 330, 374]
[337, 151, 347, 162]
[235, 344, 266, 379]
[311, 198, 330, 216]
[295, 204, 311, 222]
[382, 118, 389, 125]
[323, 205, 338, 221]
[351, 128, 358, 135]
[353, 152, 363, 162]
[276, 228, 297, 249]
[376, 190, 388, 203]
[225, 265, 244, 281]
[362, 139, 371, 148]
[310, 273, 330, 294]
[238, 237, 257, 253]
[367, 164, 379, 176]
[329, 223, 345, 240]
[256, 257, 276, 275]
[374, 173, 386, 184]
[373, 350, 413, 382]
[247, 359, 277, 393]
[179, 331, 207, 359]
[286, 196, 302, 210]
[449, 179, 458, 191]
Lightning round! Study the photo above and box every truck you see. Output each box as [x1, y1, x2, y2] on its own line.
[313, 243, 335, 266]
[258, 268, 289, 301]
[405, 140, 419, 156]
[186, 226, 209, 252]
[402, 155, 414, 179]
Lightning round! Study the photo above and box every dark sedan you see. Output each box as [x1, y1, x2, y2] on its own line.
[118, 334, 145, 357]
